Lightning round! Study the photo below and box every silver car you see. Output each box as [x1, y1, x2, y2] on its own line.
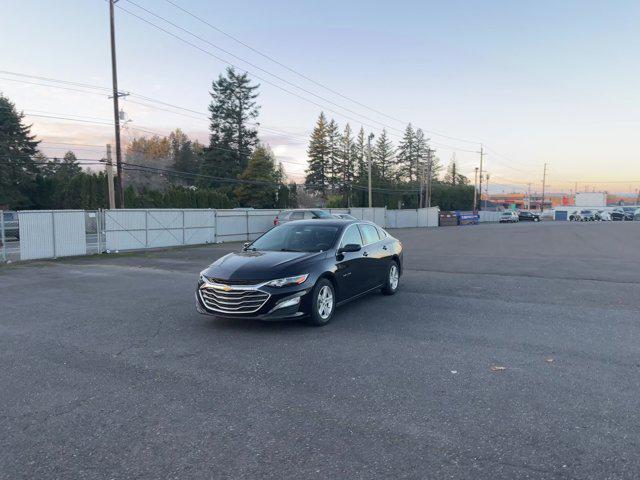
[273, 209, 333, 226]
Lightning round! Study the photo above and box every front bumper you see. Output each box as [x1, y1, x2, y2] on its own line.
[195, 282, 313, 321]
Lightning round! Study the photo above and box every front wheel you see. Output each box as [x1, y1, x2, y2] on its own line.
[306, 278, 335, 326]
[382, 261, 400, 295]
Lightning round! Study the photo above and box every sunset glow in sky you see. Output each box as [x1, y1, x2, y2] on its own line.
[2, 0, 639, 194]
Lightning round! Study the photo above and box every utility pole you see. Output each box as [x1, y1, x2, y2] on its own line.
[109, 0, 125, 208]
[426, 147, 434, 208]
[473, 167, 479, 212]
[484, 173, 490, 210]
[478, 145, 485, 211]
[418, 162, 423, 208]
[106, 144, 116, 209]
[367, 133, 374, 208]
[541, 162, 548, 212]
[527, 183, 532, 210]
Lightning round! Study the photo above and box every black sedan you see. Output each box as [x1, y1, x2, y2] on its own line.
[196, 220, 403, 326]
[518, 211, 540, 222]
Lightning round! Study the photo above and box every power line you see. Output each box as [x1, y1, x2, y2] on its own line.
[160, 0, 482, 146]
[123, 0, 408, 135]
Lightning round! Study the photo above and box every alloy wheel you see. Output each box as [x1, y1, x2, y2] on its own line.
[317, 285, 334, 319]
[389, 264, 399, 290]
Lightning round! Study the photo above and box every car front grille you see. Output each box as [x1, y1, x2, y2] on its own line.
[199, 285, 269, 314]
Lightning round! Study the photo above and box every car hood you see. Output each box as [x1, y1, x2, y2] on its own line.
[203, 250, 325, 282]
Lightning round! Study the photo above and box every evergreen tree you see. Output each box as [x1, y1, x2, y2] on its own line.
[305, 112, 330, 196]
[201, 67, 260, 184]
[58, 151, 82, 177]
[326, 118, 341, 192]
[372, 129, 394, 182]
[0, 94, 39, 208]
[396, 124, 417, 182]
[169, 129, 203, 183]
[354, 127, 366, 180]
[444, 154, 468, 185]
[340, 124, 356, 203]
[234, 145, 280, 208]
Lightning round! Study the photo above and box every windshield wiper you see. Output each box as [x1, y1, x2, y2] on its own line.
[279, 248, 304, 252]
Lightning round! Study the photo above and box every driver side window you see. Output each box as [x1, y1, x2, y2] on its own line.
[340, 225, 363, 249]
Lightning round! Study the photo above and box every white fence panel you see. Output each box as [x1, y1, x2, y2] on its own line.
[419, 207, 440, 227]
[105, 210, 147, 251]
[146, 210, 184, 248]
[386, 210, 398, 229]
[479, 211, 501, 223]
[373, 208, 387, 227]
[53, 211, 86, 257]
[18, 211, 54, 260]
[215, 211, 249, 242]
[247, 210, 279, 240]
[184, 210, 216, 245]
[18, 210, 86, 260]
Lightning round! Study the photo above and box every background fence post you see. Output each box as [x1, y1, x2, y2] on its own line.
[246, 211, 250, 241]
[182, 210, 186, 245]
[51, 211, 57, 258]
[213, 210, 217, 243]
[145, 209, 149, 247]
[0, 210, 5, 263]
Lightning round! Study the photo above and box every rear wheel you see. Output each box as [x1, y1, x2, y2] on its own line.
[306, 278, 335, 326]
[382, 261, 400, 295]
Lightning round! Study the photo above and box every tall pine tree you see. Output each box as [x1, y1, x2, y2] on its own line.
[340, 124, 356, 204]
[305, 112, 330, 196]
[396, 124, 417, 182]
[201, 67, 260, 185]
[0, 94, 39, 208]
[373, 129, 395, 183]
[326, 118, 341, 192]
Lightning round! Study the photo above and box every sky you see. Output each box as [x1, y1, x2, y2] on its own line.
[1, 0, 639, 195]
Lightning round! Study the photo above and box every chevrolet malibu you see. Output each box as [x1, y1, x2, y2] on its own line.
[196, 220, 403, 326]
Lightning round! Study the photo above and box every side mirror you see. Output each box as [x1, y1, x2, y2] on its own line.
[338, 243, 361, 254]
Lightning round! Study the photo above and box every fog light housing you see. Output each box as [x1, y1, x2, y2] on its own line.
[274, 296, 301, 310]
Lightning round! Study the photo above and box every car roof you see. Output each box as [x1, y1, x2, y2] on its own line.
[281, 218, 373, 227]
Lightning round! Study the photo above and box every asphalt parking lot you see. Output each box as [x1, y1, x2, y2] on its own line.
[2, 221, 640, 479]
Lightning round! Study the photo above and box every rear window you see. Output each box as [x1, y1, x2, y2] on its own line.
[358, 224, 380, 244]
[311, 210, 332, 219]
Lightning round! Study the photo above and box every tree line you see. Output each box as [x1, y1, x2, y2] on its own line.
[304, 113, 473, 210]
[1, 66, 473, 211]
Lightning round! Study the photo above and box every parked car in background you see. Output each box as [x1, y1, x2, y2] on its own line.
[595, 210, 612, 221]
[196, 219, 403, 326]
[578, 210, 596, 221]
[610, 208, 634, 221]
[622, 207, 637, 219]
[332, 213, 358, 221]
[568, 210, 579, 221]
[499, 211, 519, 223]
[518, 211, 540, 222]
[274, 209, 332, 226]
[634, 208, 640, 221]
[2, 212, 19, 240]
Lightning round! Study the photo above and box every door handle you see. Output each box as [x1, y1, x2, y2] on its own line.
[362, 251, 369, 257]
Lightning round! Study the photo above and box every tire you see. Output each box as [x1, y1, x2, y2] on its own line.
[382, 261, 400, 295]
[534, 217, 539, 222]
[306, 278, 336, 326]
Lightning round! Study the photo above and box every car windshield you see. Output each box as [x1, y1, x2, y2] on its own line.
[249, 224, 340, 252]
[502, 212, 512, 216]
[581, 210, 592, 214]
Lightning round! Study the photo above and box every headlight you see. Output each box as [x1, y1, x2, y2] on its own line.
[265, 274, 309, 288]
